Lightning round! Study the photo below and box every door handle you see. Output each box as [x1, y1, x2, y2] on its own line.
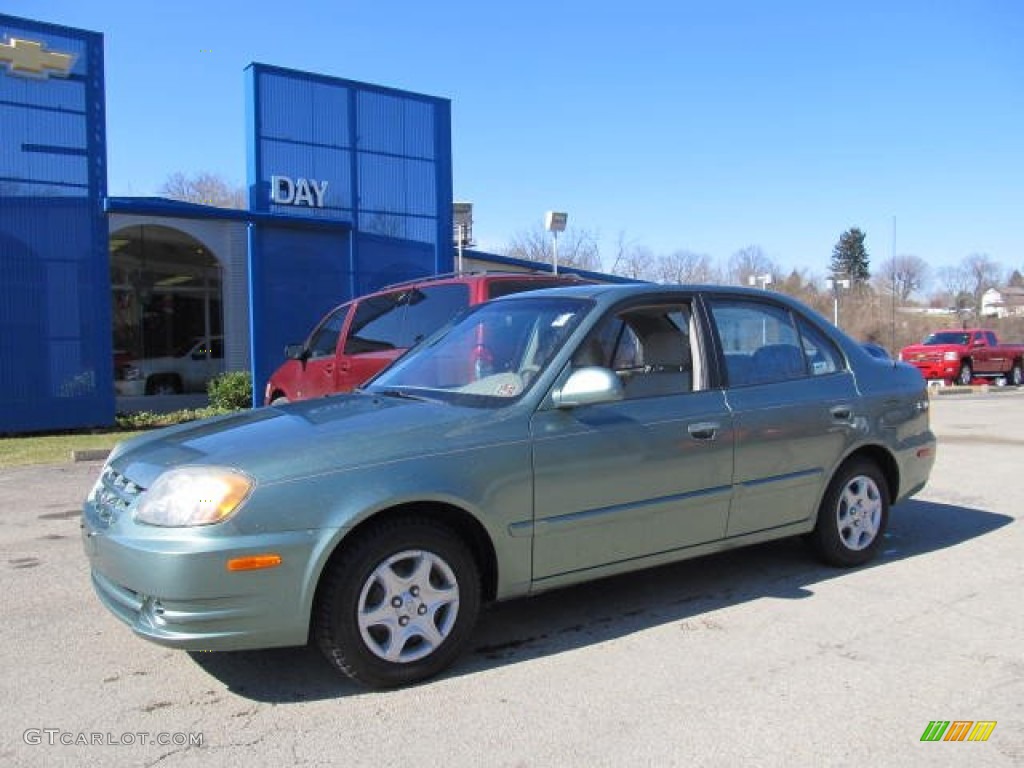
[830, 405, 852, 421]
[688, 422, 720, 441]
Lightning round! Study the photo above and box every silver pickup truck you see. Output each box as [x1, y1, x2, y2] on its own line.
[115, 336, 224, 396]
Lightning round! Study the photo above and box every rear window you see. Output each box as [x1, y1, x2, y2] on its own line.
[486, 278, 578, 300]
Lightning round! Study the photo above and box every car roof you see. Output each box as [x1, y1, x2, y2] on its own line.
[373, 270, 590, 293]
[489, 282, 795, 303]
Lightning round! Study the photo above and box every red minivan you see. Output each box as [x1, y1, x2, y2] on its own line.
[264, 272, 590, 404]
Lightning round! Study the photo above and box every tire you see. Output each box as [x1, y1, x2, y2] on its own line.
[956, 361, 973, 386]
[146, 375, 181, 395]
[315, 517, 481, 688]
[810, 459, 889, 567]
[1010, 363, 1023, 387]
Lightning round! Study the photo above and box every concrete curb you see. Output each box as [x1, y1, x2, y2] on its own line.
[70, 448, 111, 463]
[930, 384, 1023, 396]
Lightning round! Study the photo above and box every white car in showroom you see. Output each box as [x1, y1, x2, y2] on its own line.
[116, 336, 224, 396]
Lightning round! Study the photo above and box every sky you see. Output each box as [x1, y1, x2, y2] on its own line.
[6, 0, 1023, 283]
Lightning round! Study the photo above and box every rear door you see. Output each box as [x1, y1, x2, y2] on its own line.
[707, 296, 858, 537]
[975, 331, 1001, 374]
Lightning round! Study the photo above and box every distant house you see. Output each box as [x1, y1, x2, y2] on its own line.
[982, 286, 1024, 318]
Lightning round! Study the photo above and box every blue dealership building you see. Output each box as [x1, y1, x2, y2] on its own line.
[2, 13, 579, 434]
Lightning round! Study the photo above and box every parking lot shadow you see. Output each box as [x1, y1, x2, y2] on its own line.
[189, 499, 1010, 702]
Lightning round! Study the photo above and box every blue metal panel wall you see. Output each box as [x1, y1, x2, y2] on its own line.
[246, 64, 453, 400]
[0, 15, 111, 432]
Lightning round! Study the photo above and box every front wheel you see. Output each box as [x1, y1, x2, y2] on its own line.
[146, 375, 181, 395]
[810, 460, 889, 567]
[315, 517, 481, 688]
[957, 361, 973, 386]
[1010, 363, 1023, 387]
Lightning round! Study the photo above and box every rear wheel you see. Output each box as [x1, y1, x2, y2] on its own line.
[1010, 362, 1023, 387]
[811, 459, 889, 567]
[315, 517, 481, 688]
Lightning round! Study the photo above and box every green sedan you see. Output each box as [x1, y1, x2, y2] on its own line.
[82, 283, 936, 688]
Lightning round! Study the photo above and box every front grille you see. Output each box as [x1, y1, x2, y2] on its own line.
[93, 466, 145, 525]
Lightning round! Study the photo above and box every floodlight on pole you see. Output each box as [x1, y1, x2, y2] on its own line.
[453, 202, 474, 274]
[544, 211, 568, 275]
[825, 276, 851, 327]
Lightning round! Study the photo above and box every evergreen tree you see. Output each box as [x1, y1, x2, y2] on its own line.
[830, 227, 871, 283]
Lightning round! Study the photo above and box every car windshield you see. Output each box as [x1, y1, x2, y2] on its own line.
[367, 296, 589, 406]
[923, 332, 969, 345]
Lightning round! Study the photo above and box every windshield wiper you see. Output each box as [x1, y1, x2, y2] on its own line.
[370, 388, 427, 401]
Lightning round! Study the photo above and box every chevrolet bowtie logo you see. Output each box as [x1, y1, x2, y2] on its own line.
[0, 36, 75, 79]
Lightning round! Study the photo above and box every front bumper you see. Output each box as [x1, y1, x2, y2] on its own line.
[82, 504, 323, 651]
[114, 379, 146, 397]
[906, 362, 958, 381]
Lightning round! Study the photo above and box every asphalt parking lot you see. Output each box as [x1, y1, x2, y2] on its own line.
[2, 392, 1022, 767]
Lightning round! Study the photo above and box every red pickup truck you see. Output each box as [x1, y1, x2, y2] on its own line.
[899, 328, 1024, 386]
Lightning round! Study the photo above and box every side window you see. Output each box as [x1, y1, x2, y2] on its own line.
[797, 318, 843, 376]
[308, 307, 348, 359]
[575, 304, 697, 399]
[344, 293, 407, 355]
[487, 279, 570, 299]
[401, 284, 470, 345]
[709, 299, 805, 386]
[985, 332, 997, 346]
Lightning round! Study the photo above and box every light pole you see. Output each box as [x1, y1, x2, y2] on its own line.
[453, 202, 473, 274]
[544, 211, 567, 274]
[825, 276, 850, 327]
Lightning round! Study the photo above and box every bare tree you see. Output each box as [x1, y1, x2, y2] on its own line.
[655, 250, 717, 284]
[609, 232, 657, 280]
[875, 254, 930, 302]
[933, 265, 972, 313]
[727, 245, 776, 287]
[503, 225, 602, 271]
[963, 253, 1002, 310]
[160, 172, 246, 209]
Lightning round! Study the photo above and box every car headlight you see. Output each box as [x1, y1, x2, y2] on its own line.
[943, 351, 959, 361]
[123, 366, 142, 381]
[135, 467, 254, 527]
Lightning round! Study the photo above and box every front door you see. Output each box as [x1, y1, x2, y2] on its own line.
[301, 305, 350, 399]
[529, 300, 735, 582]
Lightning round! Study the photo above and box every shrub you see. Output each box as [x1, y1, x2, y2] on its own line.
[115, 408, 225, 430]
[208, 371, 253, 411]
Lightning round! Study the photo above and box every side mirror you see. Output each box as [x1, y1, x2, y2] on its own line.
[284, 343, 306, 361]
[551, 367, 624, 409]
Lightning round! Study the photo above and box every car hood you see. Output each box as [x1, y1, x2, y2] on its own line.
[109, 393, 522, 488]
